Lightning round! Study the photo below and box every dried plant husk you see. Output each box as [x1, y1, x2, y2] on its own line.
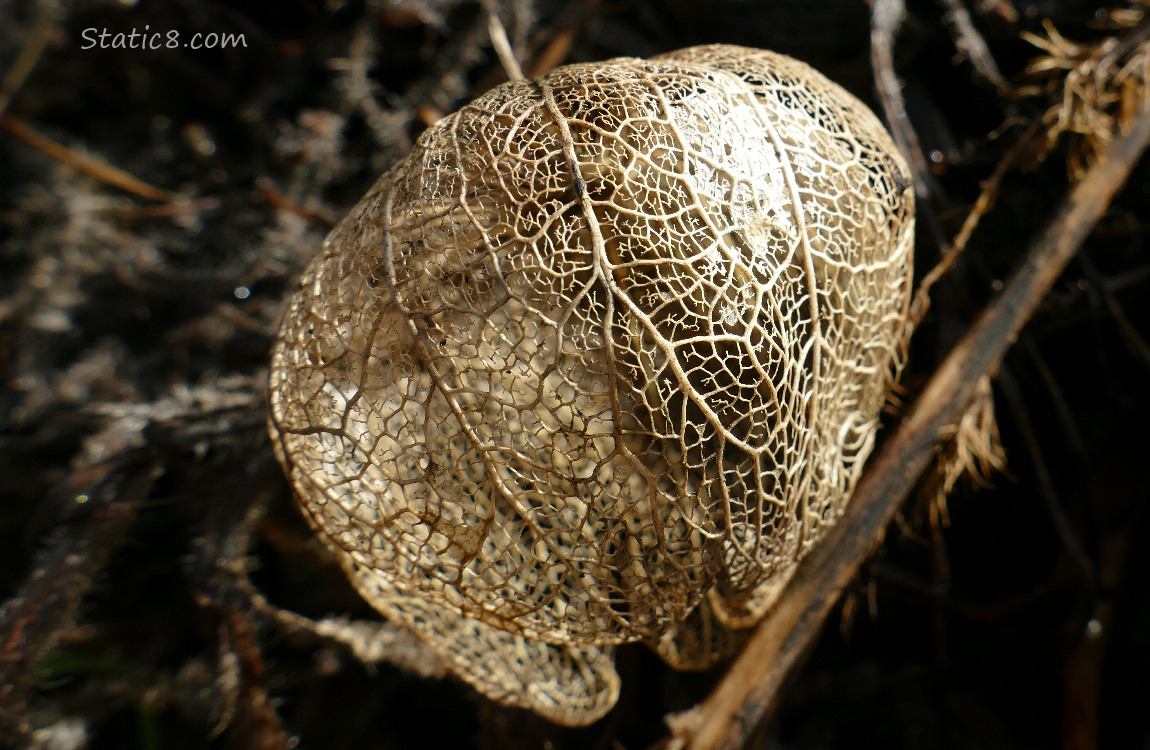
[269, 44, 914, 725]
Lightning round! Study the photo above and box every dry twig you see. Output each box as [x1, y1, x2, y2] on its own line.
[0, 5, 56, 118]
[909, 119, 1042, 326]
[484, 0, 525, 81]
[938, 0, 1015, 96]
[871, 0, 931, 201]
[871, 0, 958, 263]
[1022, 14, 1150, 175]
[0, 114, 179, 203]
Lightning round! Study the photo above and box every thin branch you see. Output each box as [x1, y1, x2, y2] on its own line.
[524, 0, 599, 78]
[909, 119, 1041, 326]
[938, 0, 1015, 96]
[231, 565, 448, 680]
[1, 114, 179, 202]
[257, 182, 338, 229]
[1078, 253, 1150, 372]
[871, 0, 953, 256]
[1023, 338, 1088, 461]
[0, 5, 57, 118]
[485, 0, 525, 82]
[672, 77, 1150, 750]
[997, 366, 1095, 582]
[871, 0, 931, 202]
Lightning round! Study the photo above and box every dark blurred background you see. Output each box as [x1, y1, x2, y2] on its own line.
[1, 1, 1147, 748]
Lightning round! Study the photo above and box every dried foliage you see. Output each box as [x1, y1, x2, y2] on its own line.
[269, 45, 913, 724]
[2, 1, 1149, 749]
[1021, 8, 1150, 175]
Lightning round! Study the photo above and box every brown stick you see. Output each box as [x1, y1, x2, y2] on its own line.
[674, 86, 1150, 750]
[0, 113, 179, 203]
[0, 6, 57, 118]
[871, 0, 931, 202]
[937, 0, 1015, 97]
[484, 0, 525, 82]
[909, 119, 1042, 328]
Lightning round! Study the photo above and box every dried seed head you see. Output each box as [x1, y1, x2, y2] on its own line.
[269, 44, 914, 725]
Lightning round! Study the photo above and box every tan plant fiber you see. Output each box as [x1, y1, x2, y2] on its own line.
[268, 44, 914, 726]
